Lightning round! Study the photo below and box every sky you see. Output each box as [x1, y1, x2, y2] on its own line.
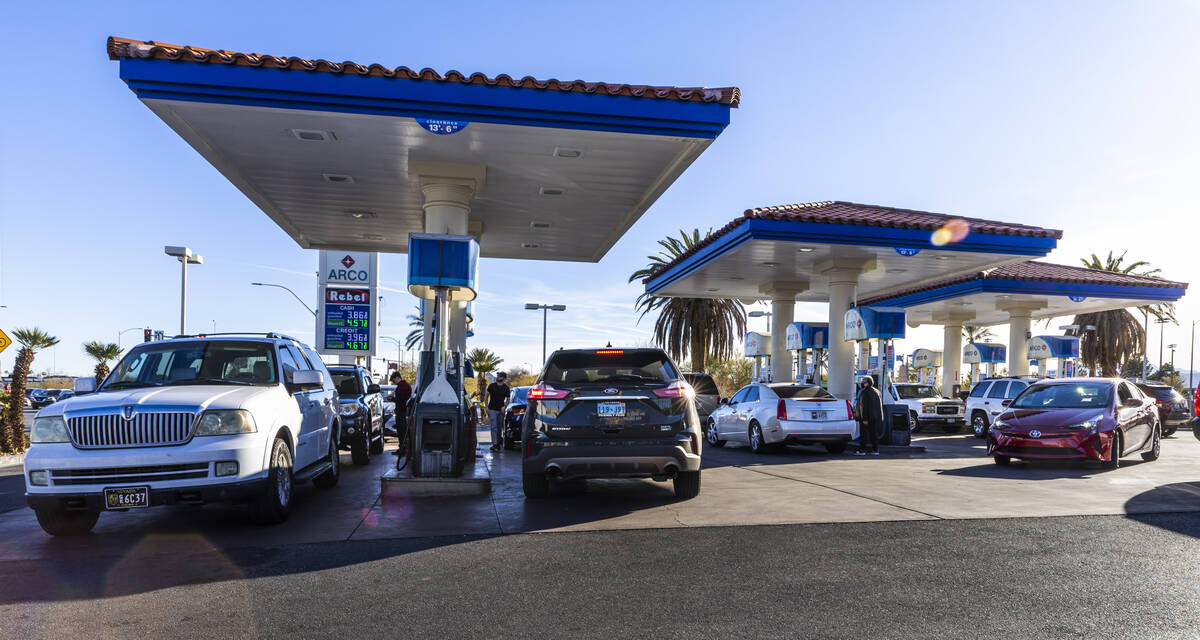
[1, 0, 1198, 379]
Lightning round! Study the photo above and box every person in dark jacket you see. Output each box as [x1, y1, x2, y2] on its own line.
[855, 376, 884, 456]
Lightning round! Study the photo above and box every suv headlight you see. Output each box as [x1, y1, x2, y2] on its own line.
[31, 416, 70, 443]
[339, 403, 361, 417]
[922, 405, 935, 414]
[195, 410, 257, 436]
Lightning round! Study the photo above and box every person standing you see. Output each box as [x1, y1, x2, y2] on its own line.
[486, 372, 511, 452]
[855, 376, 884, 456]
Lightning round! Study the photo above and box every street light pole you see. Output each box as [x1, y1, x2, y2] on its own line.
[165, 246, 203, 335]
[1191, 320, 1198, 396]
[117, 326, 143, 347]
[525, 303, 566, 364]
[251, 282, 317, 316]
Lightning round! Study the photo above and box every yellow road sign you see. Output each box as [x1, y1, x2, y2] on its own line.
[0, 329, 10, 354]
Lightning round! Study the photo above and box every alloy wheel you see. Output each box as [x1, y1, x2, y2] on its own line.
[707, 423, 719, 445]
[750, 424, 762, 452]
[276, 448, 292, 506]
[972, 414, 987, 438]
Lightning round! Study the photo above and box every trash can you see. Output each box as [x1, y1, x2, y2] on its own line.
[884, 404, 911, 446]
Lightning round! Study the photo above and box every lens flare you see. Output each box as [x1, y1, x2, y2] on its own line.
[931, 218, 971, 246]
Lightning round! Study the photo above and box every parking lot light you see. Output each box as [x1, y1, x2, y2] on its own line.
[165, 246, 203, 335]
[525, 303, 566, 364]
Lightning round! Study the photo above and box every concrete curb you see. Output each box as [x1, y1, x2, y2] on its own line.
[0, 453, 24, 469]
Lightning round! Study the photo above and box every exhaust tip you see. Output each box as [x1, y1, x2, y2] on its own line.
[663, 464, 679, 479]
[545, 465, 562, 479]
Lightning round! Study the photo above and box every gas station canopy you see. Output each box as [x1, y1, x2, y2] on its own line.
[858, 260, 1188, 326]
[108, 37, 739, 261]
[643, 201, 1061, 300]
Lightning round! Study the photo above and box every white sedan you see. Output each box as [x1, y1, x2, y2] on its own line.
[706, 383, 859, 454]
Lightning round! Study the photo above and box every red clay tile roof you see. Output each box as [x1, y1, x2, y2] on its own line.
[858, 261, 1188, 305]
[107, 37, 741, 107]
[643, 201, 1064, 282]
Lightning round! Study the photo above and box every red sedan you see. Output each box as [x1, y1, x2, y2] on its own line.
[987, 378, 1160, 468]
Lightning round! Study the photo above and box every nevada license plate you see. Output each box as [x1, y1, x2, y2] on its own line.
[597, 402, 626, 417]
[810, 411, 828, 420]
[104, 486, 149, 509]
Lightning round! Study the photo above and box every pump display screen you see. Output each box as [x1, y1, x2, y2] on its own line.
[323, 287, 371, 352]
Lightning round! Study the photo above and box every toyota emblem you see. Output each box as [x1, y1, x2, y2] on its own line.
[1029, 430, 1042, 438]
[603, 388, 619, 395]
[122, 406, 137, 421]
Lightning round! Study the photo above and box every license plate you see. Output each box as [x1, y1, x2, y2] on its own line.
[104, 486, 149, 509]
[597, 402, 626, 417]
[810, 411, 828, 420]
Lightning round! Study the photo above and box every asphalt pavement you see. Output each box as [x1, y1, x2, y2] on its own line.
[1, 513, 1197, 639]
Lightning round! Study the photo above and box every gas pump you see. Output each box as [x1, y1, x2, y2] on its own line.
[406, 233, 479, 477]
[785, 322, 828, 385]
[963, 342, 1006, 386]
[744, 331, 771, 382]
[912, 349, 943, 388]
[1027, 335, 1080, 379]
[844, 306, 906, 390]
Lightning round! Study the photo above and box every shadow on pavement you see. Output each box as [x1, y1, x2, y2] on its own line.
[1124, 482, 1200, 538]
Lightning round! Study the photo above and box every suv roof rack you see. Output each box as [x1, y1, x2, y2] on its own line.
[169, 332, 300, 342]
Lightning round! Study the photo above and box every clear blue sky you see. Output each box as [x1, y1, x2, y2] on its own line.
[1, 1, 1197, 376]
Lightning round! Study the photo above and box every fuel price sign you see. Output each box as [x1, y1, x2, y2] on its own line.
[319, 287, 375, 354]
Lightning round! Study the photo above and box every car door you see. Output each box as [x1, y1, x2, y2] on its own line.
[279, 345, 321, 468]
[299, 345, 337, 450]
[1122, 382, 1152, 450]
[967, 381, 992, 418]
[739, 386, 761, 438]
[718, 387, 749, 438]
[986, 381, 1010, 417]
[361, 369, 382, 430]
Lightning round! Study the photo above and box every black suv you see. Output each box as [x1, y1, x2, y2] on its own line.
[521, 348, 702, 500]
[1134, 381, 1190, 437]
[328, 365, 385, 465]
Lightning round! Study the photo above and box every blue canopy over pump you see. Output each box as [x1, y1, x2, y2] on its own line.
[785, 322, 829, 350]
[964, 342, 1006, 364]
[843, 306, 906, 341]
[407, 234, 480, 301]
[1027, 335, 1079, 360]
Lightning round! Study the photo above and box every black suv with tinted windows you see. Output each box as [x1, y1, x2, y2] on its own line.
[327, 365, 385, 465]
[521, 348, 702, 499]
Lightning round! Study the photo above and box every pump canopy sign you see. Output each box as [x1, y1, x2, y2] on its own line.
[322, 287, 372, 352]
[319, 251, 378, 287]
[316, 251, 379, 357]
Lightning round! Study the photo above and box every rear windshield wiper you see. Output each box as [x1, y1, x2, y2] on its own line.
[593, 374, 660, 383]
[103, 381, 162, 390]
[168, 378, 255, 386]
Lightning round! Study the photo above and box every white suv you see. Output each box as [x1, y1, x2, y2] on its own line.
[966, 377, 1038, 437]
[25, 334, 341, 536]
[887, 382, 966, 434]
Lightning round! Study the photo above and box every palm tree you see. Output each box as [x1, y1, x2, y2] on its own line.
[404, 305, 424, 349]
[1068, 251, 1164, 376]
[628, 229, 747, 372]
[83, 341, 122, 385]
[962, 325, 996, 344]
[466, 348, 503, 374]
[3, 328, 60, 454]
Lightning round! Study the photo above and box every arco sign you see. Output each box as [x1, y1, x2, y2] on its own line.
[319, 250, 378, 287]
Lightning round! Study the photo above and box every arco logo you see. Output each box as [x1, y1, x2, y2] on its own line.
[341, 255, 356, 269]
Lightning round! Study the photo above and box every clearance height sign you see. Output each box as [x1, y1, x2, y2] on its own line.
[317, 251, 379, 357]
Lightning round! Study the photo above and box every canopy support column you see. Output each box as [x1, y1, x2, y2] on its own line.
[819, 259, 876, 399]
[761, 281, 808, 384]
[1000, 302, 1044, 377]
[935, 313, 973, 398]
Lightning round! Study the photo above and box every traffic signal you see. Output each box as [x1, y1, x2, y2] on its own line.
[143, 329, 152, 343]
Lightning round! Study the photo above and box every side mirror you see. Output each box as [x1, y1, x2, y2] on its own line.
[74, 377, 97, 395]
[292, 370, 324, 389]
[719, 397, 730, 405]
[1001, 399, 1012, 407]
[367, 384, 381, 394]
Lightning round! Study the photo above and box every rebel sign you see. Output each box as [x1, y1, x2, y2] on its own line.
[325, 288, 369, 304]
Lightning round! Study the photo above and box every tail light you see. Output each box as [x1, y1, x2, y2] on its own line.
[845, 400, 854, 420]
[1195, 387, 1199, 418]
[688, 431, 700, 453]
[777, 399, 788, 421]
[528, 384, 568, 400]
[595, 349, 625, 356]
[653, 381, 695, 398]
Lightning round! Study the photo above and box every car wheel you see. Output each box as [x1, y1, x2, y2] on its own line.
[522, 472, 550, 499]
[369, 428, 385, 455]
[351, 434, 371, 466]
[674, 470, 701, 499]
[34, 508, 99, 536]
[993, 454, 1011, 466]
[823, 441, 848, 455]
[1163, 426, 1177, 438]
[748, 422, 767, 454]
[1102, 433, 1121, 470]
[909, 411, 922, 434]
[313, 433, 340, 489]
[706, 421, 726, 448]
[972, 412, 990, 438]
[1141, 424, 1161, 462]
[254, 438, 293, 524]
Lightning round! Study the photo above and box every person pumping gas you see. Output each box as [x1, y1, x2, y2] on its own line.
[854, 376, 884, 456]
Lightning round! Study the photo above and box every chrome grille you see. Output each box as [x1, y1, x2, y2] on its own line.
[50, 463, 209, 485]
[67, 412, 196, 448]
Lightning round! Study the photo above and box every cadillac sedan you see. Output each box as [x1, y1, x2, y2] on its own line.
[987, 378, 1160, 468]
[707, 383, 857, 454]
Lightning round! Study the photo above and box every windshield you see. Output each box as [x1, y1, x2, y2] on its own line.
[772, 385, 833, 399]
[330, 370, 363, 397]
[542, 350, 679, 385]
[1012, 382, 1113, 409]
[896, 385, 938, 399]
[104, 341, 277, 389]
